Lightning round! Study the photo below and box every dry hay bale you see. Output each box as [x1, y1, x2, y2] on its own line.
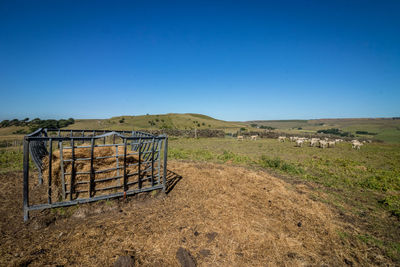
[42, 145, 156, 202]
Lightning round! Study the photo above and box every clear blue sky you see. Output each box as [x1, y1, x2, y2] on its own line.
[0, 0, 399, 121]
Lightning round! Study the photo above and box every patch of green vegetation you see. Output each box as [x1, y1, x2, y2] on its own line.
[380, 195, 400, 218]
[0, 149, 24, 172]
[259, 155, 304, 175]
[356, 130, 377, 135]
[357, 234, 400, 261]
[317, 128, 354, 137]
[217, 150, 252, 164]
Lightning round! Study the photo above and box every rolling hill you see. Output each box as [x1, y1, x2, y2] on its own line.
[66, 113, 244, 131]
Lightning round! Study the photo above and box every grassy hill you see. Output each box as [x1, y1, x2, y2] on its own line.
[66, 113, 244, 131]
[246, 118, 400, 143]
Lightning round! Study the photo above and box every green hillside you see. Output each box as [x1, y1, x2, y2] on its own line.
[66, 113, 244, 131]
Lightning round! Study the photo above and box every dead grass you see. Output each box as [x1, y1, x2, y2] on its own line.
[0, 161, 389, 266]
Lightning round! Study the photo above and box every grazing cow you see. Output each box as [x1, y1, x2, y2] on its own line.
[278, 136, 286, 142]
[250, 135, 258, 141]
[237, 135, 244, 141]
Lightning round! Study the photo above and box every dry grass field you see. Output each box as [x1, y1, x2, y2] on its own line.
[1, 161, 395, 266]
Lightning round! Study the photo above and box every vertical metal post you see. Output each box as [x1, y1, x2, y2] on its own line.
[23, 138, 30, 222]
[157, 140, 162, 185]
[70, 130, 72, 137]
[60, 141, 66, 200]
[163, 137, 168, 193]
[70, 139, 75, 201]
[58, 129, 61, 137]
[113, 134, 115, 144]
[48, 138, 53, 204]
[103, 130, 106, 144]
[116, 144, 120, 177]
[138, 139, 142, 189]
[89, 138, 95, 198]
[123, 138, 128, 192]
[151, 138, 155, 186]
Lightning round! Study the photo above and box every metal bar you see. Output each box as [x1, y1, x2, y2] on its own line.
[163, 137, 168, 193]
[23, 138, 30, 222]
[116, 144, 120, 182]
[48, 138, 53, 204]
[70, 139, 75, 201]
[89, 138, 95, 198]
[158, 140, 162, 185]
[27, 136, 164, 141]
[60, 141, 66, 200]
[103, 130, 106, 144]
[138, 139, 142, 189]
[151, 138, 155, 186]
[27, 185, 164, 211]
[123, 138, 127, 192]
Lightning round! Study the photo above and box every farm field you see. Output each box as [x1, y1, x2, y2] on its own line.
[167, 137, 400, 262]
[0, 117, 399, 265]
[247, 118, 400, 143]
[0, 159, 398, 266]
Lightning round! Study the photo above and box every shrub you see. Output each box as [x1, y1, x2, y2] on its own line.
[356, 130, 377, 135]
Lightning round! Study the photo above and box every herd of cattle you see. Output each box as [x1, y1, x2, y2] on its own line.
[236, 135, 369, 149]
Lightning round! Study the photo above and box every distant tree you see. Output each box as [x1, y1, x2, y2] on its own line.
[0, 120, 10, 128]
[250, 123, 258, 127]
[119, 118, 125, 123]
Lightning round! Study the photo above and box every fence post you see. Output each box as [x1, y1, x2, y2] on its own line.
[23, 138, 30, 222]
[163, 136, 168, 193]
[48, 138, 53, 204]
[70, 139, 75, 201]
[123, 138, 128, 192]
[59, 141, 66, 200]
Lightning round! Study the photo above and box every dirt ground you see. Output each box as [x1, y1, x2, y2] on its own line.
[0, 160, 391, 266]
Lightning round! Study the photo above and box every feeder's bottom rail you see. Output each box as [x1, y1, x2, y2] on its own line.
[26, 184, 164, 213]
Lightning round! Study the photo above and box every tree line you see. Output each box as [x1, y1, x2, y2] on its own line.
[0, 118, 75, 133]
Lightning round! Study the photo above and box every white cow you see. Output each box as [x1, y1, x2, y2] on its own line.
[278, 136, 286, 142]
[250, 135, 258, 141]
[237, 135, 244, 141]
